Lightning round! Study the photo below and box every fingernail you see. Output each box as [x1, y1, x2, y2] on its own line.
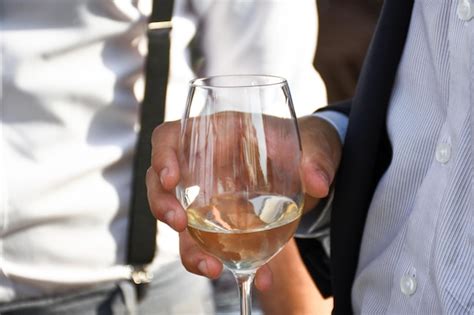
[159, 168, 169, 186]
[197, 260, 208, 275]
[316, 169, 330, 187]
[164, 211, 175, 226]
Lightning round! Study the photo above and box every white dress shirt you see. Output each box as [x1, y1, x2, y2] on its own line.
[0, 0, 326, 302]
[351, 1, 473, 313]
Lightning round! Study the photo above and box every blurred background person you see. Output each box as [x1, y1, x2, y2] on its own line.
[1, 0, 328, 314]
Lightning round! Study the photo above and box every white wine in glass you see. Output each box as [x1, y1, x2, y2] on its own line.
[176, 75, 304, 315]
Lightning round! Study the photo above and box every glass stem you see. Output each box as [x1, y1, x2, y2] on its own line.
[232, 271, 256, 315]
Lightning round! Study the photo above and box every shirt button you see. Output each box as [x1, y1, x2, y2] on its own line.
[133, 122, 141, 133]
[436, 142, 451, 164]
[457, 0, 473, 21]
[400, 274, 417, 296]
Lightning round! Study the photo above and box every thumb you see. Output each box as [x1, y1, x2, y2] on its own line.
[301, 155, 332, 199]
[298, 116, 342, 207]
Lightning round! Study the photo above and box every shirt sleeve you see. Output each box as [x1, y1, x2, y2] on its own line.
[313, 110, 349, 144]
[194, 0, 327, 116]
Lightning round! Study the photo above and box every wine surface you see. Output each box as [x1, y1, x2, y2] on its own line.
[187, 193, 302, 271]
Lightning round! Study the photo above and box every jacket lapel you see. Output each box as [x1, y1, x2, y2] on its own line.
[330, 0, 415, 313]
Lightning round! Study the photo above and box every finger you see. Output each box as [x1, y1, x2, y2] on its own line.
[299, 116, 342, 199]
[146, 167, 187, 231]
[151, 121, 181, 191]
[254, 264, 273, 291]
[300, 154, 333, 198]
[179, 230, 223, 279]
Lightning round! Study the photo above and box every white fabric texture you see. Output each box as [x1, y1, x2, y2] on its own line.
[352, 1, 473, 313]
[0, 0, 326, 302]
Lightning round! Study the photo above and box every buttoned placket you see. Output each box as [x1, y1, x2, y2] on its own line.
[386, 2, 471, 312]
[400, 267, 417, 297]
[458, 0, 473, 21]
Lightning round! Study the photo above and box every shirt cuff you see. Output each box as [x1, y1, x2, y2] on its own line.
[295, 188, 333, 239]
[312, 110, 348, 144]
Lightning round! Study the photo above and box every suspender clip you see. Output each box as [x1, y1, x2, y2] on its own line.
[130, 265, 153, 302]
[148, 21, 173, 31]
[131, 265, 153, 285]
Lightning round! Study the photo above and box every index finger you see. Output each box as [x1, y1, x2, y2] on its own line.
[151, 121, 181, 191]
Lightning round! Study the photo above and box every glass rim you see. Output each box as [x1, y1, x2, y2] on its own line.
[189, 74, 288, 89]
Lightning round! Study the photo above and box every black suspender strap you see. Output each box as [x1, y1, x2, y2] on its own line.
[127, 0, 174, 283]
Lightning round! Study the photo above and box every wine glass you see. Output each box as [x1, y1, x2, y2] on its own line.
[176, 75, 304, 315]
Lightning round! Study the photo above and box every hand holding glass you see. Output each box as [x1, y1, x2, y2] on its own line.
[176, 75, 304, 315]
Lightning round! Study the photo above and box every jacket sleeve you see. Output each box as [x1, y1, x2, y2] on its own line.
[318, 98, 351, 116]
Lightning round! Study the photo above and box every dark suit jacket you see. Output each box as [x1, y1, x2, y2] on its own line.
[297, 1, 415, 314]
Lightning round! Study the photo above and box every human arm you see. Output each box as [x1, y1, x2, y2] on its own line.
[257, 238, 334, 315]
